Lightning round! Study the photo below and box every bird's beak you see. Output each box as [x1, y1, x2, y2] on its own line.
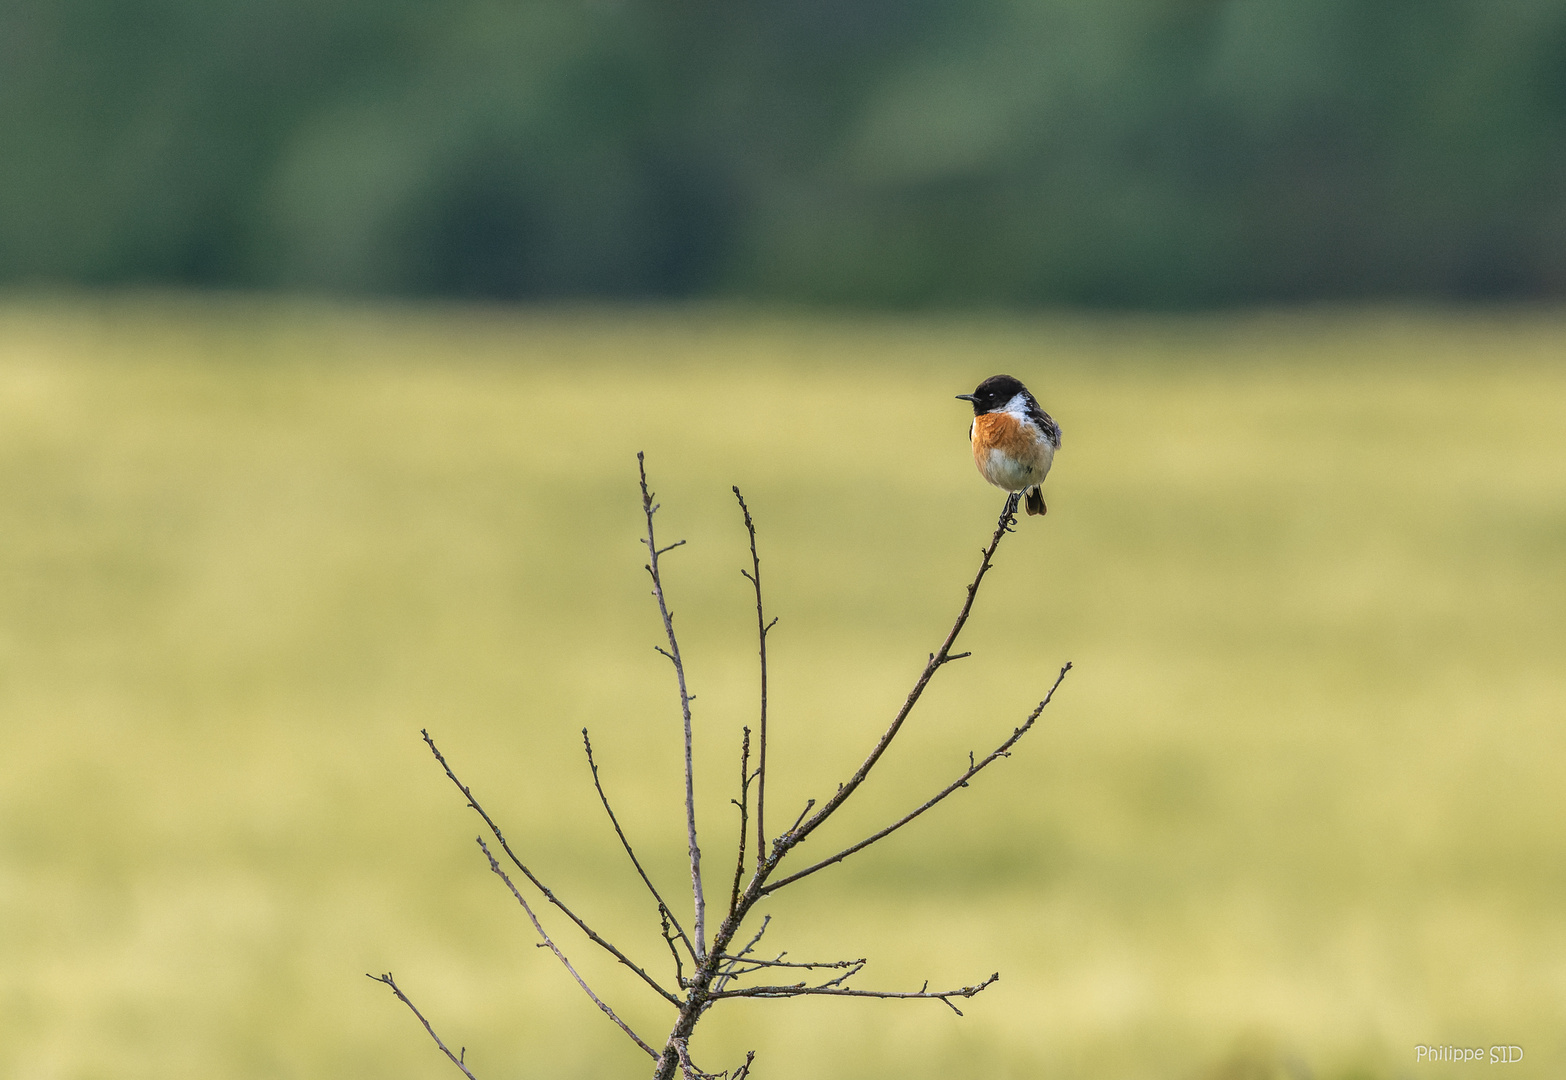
[955, 393, 976, 401]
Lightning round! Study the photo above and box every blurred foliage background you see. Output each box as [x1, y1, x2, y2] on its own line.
[4, 2, 1566, 1078]
[4, 0, 1566, 306]
[1, 300, 1564, 1078]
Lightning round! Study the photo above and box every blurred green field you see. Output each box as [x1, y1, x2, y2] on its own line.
[0, 297, 1563, 1080]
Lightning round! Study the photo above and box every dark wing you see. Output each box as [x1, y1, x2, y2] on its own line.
[1024, 395, 1061, 448]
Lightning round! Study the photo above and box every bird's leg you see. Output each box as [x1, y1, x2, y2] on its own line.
[1003, 491, 1020, 526]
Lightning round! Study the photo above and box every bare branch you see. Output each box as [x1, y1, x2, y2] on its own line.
[710, 971, 1000, 1016]
[477, 837, 660, 1060]
[733, 486, 772, 874]
[421, 730, 679, 1006]
[582, 728, 697, 961]
[782, 495, 1019, 850]
[390, 469, 1075, 1080]
[640, 452, 708, 959]
[763, 663, 1072, 894]
[367, 972, 479, 1080]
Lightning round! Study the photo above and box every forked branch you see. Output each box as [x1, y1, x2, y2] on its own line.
[762, 662, 1073, 894]
[392, 461, 1071, 1080]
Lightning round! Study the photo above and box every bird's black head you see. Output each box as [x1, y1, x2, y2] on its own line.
[956, 374, 1028, 415]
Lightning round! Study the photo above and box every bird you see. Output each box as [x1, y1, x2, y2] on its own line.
[956, 374, 1061, 516]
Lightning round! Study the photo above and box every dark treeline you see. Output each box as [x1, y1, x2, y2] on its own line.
[3, 0, 1565, 307]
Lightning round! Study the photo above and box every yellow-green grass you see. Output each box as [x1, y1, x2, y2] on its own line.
[1, 296, 1563, 1079]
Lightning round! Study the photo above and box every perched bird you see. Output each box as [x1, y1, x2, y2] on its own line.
[956, 374, 1061, 516]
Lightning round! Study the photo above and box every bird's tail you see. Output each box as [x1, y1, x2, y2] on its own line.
[1024, 486, 1047, 516]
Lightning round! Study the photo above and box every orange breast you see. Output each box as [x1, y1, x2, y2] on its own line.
[970, 411, 1051, 490]
[972, 412, 1036, 459]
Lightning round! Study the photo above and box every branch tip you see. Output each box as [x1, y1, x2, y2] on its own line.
[368, 971, 479, 1080]
[640, 454, 708, 959]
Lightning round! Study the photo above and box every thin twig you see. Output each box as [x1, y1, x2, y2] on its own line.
[729, 727, 752, 918]
[710, 971, 1000, 1017]
[743, 958, 867, 992]
[717, 955, 863, 971]
[422, 730, 679, 1006]
[477, 837, 660, 1060]
[783, 800, 814, 838]
[661, 909, 688, 987]
[781, 495, 1019, 851]
[730, 915, 771, 962]
[711, 914, 773, 994]
[582, 728, 697, 961]
[733, 487, 772, 874]
[640, 452, 707, 959]
[763, 663, 1072, 893]
[366, 972, 479, 1080]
